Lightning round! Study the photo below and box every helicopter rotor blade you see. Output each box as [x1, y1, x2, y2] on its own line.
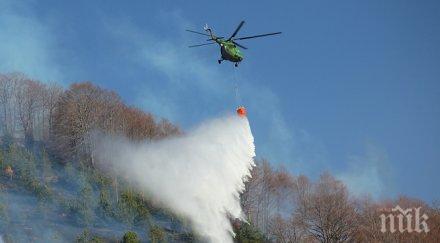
[233, 32, 282, 40]
[233, 41, 248, 50]
[185, 29, 210, 37]
[206, 37, 224, 41]
[228, 20, 245, 40]
[188, 42, 216, 48]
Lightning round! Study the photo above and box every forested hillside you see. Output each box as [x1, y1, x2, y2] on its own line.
[0, 73, 186, 242]
[0, 72, 439, 242]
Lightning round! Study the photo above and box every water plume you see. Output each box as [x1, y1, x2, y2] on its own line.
[95, 114, 256, 242]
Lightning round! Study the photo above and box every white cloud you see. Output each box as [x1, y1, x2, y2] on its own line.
[0, 0, 62, 82]
[337, 143, 394, 199]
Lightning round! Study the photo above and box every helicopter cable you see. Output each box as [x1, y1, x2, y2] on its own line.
[232, 66, 242, 107]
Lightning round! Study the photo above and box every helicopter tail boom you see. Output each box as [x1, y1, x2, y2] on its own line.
[203, 24, 218, 41]
[203, 24, 211, 32]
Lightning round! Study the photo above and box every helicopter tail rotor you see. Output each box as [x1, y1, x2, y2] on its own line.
[203, 24, 211, 32]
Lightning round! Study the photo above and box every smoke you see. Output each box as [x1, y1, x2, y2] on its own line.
[94, 114, 256, 242]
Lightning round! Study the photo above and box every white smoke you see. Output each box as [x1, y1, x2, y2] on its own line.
[94, 114, 255, 242]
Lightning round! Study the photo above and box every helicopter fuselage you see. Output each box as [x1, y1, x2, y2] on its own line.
[218, 40, 243, 63]
[207, 29, 243, 64]
[187, 21, 280, 67]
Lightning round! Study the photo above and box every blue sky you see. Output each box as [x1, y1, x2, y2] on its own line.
[1, 0, 439, 202]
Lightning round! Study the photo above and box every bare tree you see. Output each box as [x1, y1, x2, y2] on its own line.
[51, 82, 123, 161]
[243, 160, 275, 233]
[0, 73, 20, 136]
[295, 173, 357, 242]
[50, 82, 180, 163]
[120, 106, 157, 141]
[353, 196, 440, 243]
[155, 118, 180, 138]
[40, 82, 63, 140]
[15, 79, 45, 145]
[269, 214, 305, 243]
[242, 160, 299, 240]
[0, 73, 60, 143]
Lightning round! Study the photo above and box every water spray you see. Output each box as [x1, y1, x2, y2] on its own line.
[95, 115, 255, 242]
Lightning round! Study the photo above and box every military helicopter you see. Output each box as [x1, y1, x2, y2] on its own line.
[186, 21, 281, 67]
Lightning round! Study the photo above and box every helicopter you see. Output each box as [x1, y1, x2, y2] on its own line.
[186, 21, 281, 67]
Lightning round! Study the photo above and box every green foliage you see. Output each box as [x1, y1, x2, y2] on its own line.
[90, 237, 104, 243]
[77, 182, 95, 225]
[60, 182, 95, 226]
[21, 159, 37, 184]
[76, 229, 91, 243]
[98, 187, 113, 218]
[122, 231, 140, 243]
[234, 223, 265, 243]
[91, 170, 112, 188]
[81, 235, 103, 243]
[28, 180, 53, 201]
[60, 197, 78, 215]
[150, 225, 166, 243]
[5, 144, 17, 162]
[3, 144, 53, 201]
[76, 229, 104, 243]
[0, 140, 176, 242]
[117, 189, 150, 225]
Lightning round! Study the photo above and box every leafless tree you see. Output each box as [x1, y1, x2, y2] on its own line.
[51, 82, 123, 161]
[15, 79, 45, 145]
[242, 160, 298, 239]
[120, 105, 157, 141]
[0, 73, 61, 143]
[0, 73, 20, 136]
[295, 173, 357, 242]
[40, 82, 63, 140]
[50, 81, 180, 163]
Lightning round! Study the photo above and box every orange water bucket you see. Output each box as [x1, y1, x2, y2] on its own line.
[236, 106, 247, 117]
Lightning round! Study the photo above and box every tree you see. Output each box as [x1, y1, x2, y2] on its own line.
[77, 181, 95, 225]
[234, 222, 265, 243]
[295, 173, 357, 242]
[76, 229, 104, 243]
[14, 79, 45, 146]
[122, 231, 140, 243]
[242, 159, 296, 238]
[0, 73, 62, 143]
[40, 82, 62, 141]
[0, 74, 181, 164]
[268, 215, 304, 243]
[50, 82, 180, 163]
[353, 196, 440, 243]
[120, 106, 156, 141]
[150, 225, 166, 243]
[0, 73, 18, 136]
[51, 82, 123, 161]
[241, 160, 275, 233]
